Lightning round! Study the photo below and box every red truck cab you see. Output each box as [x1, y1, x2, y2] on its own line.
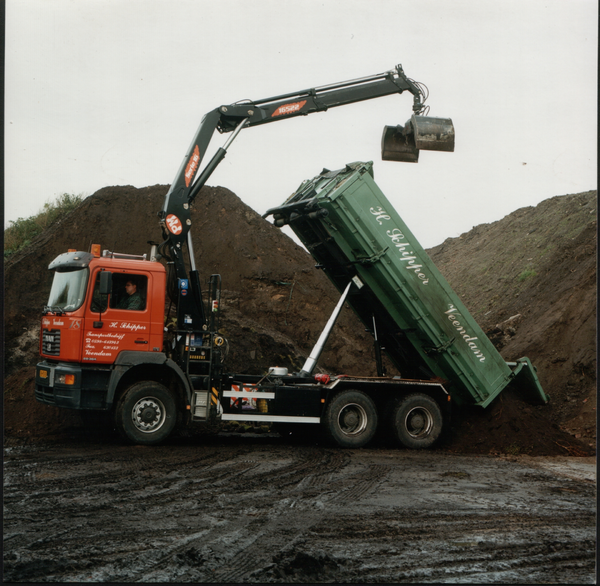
[36, 248, 167, 410]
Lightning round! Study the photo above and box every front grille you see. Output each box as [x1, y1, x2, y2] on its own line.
[35, 385, 56, 404]
[42, 329, 61, 356]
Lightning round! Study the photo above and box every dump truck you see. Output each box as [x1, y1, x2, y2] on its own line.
[34, 63, 546, 449]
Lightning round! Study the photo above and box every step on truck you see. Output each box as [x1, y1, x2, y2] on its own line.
[35, 63, 547, 448]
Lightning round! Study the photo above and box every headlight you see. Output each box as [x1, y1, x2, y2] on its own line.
[56, 374, 75, 385]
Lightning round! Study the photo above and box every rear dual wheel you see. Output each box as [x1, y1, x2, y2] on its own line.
[389, 393, 443, 449]
[323, 390, 378, 448]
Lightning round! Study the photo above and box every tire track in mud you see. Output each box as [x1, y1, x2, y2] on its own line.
[327, 463, 391, 503]
[105, 446, 354, 582]
[175, 453, 390, 583]
[4, 443, 261, 560]
[221, 445, 350, 492]
[309, 509, 596, 540]
[302, 510, 596, 583]
[93, 447, 355, 582]
[4, 443, 354, 583]
[4, 442, 596, 584]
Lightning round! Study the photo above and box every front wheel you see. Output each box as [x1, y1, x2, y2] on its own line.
[390, 393, 443, 449]
[115, 381, 177, 445]
[323, 390, 378, 448]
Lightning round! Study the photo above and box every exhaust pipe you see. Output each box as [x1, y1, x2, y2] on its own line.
[382, 115, 455, 162]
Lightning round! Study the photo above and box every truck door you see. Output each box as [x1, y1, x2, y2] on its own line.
[83, 271, 152, 364]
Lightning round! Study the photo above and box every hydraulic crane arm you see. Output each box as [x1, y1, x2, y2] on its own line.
[156, 63, 453, 335]
[159, 64, 428, 245]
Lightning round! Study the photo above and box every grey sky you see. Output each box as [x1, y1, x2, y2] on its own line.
[5, 0, 597, 248]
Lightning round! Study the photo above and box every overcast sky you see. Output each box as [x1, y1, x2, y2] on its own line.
[5, 0, 597, 248]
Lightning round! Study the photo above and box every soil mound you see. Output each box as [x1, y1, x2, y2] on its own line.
[428, 190, 597, 450]
[3, 184, 596, 455]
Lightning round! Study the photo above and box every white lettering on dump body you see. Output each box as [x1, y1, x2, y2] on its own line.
[385, 228, 430, 285]
[367, 206, 431, 285]
[445, 304, 486, 362]
[369, 207, 390, 225]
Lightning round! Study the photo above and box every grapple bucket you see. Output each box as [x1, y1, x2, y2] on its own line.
[411, 115, 455, 152]
[382, 116, 455, 162]
[381, 125, 419, 163]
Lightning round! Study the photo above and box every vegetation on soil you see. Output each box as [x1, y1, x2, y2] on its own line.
[4, 193, 84, 257]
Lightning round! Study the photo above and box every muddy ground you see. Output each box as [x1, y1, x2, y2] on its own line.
[3, 433, 596, 584]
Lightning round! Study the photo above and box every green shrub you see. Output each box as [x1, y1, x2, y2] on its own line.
[517, 268, 538, 282]
[4, 193, 84, 257]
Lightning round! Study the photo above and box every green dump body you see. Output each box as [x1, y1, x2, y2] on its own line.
[268, 162, 548, 407]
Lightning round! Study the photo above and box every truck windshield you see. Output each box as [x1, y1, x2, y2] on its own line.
[46, 268, 89, 312]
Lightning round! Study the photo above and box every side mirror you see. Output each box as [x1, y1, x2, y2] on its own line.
[99, 271, 112, 296]
[94, 271, 112, 328]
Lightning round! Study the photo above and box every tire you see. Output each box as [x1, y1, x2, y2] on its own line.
[323, 390, 378, 448]
[390, 393, 443, 449]
[115, 381, 177, 445]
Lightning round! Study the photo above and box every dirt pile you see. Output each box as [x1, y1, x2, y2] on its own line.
[3, 183, 596, 455]
[428, 190, 597, 449]
[4, 185, 374, 377]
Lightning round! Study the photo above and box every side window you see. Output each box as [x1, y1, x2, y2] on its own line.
[110, 274, 147, 311]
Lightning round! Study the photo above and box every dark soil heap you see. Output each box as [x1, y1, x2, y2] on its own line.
[428, 190, 597, 453]
[3, 184, 596, 455]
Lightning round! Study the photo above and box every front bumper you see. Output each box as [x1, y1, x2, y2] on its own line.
[35, 361, 110, 410]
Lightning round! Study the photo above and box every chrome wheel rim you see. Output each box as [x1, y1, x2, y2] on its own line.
[132, 396, 167, 434]
[404, 406, 434, 438]
[338, 403, 368, 436]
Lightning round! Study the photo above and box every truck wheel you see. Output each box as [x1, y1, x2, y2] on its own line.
[391, 393, 442, 449]
[323, 390, 377, 448]
[115, 381, 176, 445]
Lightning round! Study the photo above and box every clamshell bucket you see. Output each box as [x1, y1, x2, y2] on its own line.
[382, 116, 455, 162]
[381, 125, 420, 163]
[411, 114, 455, 152]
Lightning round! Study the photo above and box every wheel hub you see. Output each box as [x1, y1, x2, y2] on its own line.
[132, 397, 166, 433]
[405, 406, 433, 438]
[338, 403, 368, 436]
[409, 413, 424, 429]
[140, 405, 159, 424]
[343, 411, 359, 428]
